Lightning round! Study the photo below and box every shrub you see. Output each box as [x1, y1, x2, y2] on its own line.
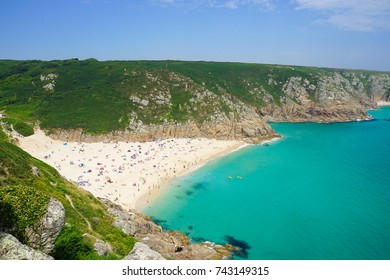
[13, 121, 34, 137]
[1, 118, 34, 137]
[0, 185, 49, 243]
[52, 225, 94, 260]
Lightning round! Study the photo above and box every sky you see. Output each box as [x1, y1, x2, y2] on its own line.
[1, 0, 390, 71]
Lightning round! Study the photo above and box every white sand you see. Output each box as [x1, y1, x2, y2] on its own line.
[377, 101, 390, 106]
[17, 129, 247, 210]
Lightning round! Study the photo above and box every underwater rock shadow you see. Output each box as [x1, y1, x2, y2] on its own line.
[149, 216, 168, 227]
[191, 182, 207, 191]
[224, 235, 251, 259]
[191, 236, 206, 243]
[185, 190, 193, 196]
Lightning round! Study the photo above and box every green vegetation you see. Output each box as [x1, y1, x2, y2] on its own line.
[52, 225, 95, 260]
[0, 185, 49, 243]
[0, 140, 136, 259]
[2, 59, 387, 134]
[1, 117, 34, 136]
[1, 59, 389, 259]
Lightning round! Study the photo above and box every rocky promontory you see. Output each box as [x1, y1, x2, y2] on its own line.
[100, 198, 238, 260]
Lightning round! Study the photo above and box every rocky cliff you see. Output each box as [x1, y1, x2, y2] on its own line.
[2, 60, 390, 144]
[100, 198, 238, 260]
[43, 64, 390, 143]
[258, 72, 390, 122]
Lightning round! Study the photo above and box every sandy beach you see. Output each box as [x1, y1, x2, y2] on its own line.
[17, 129, 247, 210]
[377, 101, 390, 106]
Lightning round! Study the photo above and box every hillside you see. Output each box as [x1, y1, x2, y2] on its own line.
[0, 133, 137, 259]
[1, 59, 389, 143]
[1, 59, 390, 260]
[0, 126, 238, 260]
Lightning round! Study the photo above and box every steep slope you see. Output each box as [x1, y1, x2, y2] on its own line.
[1, 59, 389, 143]
[0, 127, 238, 260]
[0, 135, 136, 259]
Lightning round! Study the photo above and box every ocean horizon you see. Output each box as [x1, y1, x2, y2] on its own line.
[143, 106, 390, 260]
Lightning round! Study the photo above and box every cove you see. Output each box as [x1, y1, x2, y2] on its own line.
[143, 107, 390, 260]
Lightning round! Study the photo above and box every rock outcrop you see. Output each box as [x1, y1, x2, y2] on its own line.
[0, 232, 53, 260]
[100, 198, 235, 260]
[123, 242, 165, 260]
[47, 117, 278, 145]
[25, 198, 65, 254]
[93, 238, 112, 257]
[259, 72, 388, 122]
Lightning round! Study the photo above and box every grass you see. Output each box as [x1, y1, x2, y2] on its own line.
[1, 117, 34, 136]
[1, 59, 389, 133]
[0, 139, 136, 259]
[0, 185, 49, 244]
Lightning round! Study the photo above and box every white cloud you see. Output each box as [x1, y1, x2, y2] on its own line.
[151, 0, 274, 10]
[294, 0, 390, 31]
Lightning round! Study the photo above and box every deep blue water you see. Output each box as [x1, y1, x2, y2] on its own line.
[143, 107, 390, 260]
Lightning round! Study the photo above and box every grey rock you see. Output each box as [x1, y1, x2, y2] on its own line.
[140, 99, 149, 107]
[25, 198, 65, 254]
[82, 233, 113, 256]
[123, 242, 165, 260]
[100, 198, 233, 260]
[0, 232, 53, 260]
[94, 238, 112, 256]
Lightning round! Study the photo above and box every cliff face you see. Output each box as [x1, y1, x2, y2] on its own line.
[1, 60, 390, 143]
[46, 69, 390, 143]
[47, 117, 277, 144]
[259, 72, 390, 122]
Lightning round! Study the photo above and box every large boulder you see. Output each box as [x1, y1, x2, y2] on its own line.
[25, 198, 65, 254]
[123, 242, 165, 260]
[0, 232, 53, 260]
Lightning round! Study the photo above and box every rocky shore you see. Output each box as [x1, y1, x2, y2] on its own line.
[0, 196, 239, 260]
[101, 198, 239, 260]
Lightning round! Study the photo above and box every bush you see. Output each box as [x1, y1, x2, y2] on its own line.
[1, 118, 34, 137]
[13, 121, 34, 137]
[52, 225, 95, 260]
[0, 185, 49, 243]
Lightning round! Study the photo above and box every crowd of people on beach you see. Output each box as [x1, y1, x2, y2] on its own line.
[19, 131, 242, 209]
[19, 130, 244, 209]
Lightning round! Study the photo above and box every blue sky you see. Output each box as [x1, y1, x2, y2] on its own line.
[1, 0, 390, 71]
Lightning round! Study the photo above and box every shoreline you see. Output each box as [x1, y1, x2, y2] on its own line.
[136, 141, 250, 209]
[377, 101, 390, 106]
[16, 129, 254, 211]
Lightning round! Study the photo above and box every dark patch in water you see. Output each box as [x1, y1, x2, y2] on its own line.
[192, 237, 206, 243]
[185, 191, 193, 196]
[224, 235, 251, 259]
[188, 226, 193, 230]
[192, 182, 206, 190]
[149, 216, 167, 227]
[175, 195, 183, 200]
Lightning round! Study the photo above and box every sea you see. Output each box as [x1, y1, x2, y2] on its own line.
[143, 107, 390, 260]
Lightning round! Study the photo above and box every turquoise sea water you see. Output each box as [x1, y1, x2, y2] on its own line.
[143, 107, 390, 260]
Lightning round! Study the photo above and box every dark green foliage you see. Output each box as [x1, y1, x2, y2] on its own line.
[0, 185, 49, 243]
[13, 121, 34, 137]
[0, 200, 17, 231]
[52, 225, 94, 260]
[1, 117, 34, 136]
